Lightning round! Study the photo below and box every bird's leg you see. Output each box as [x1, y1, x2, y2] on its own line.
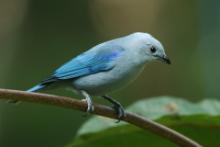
[80, 90, 94, 113]
[102, 95, 126, 122]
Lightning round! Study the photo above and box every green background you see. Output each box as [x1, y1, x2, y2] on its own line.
[0, 0, 219, 146]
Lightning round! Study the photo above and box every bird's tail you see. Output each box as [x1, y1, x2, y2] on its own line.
[27, 84, 45, 92]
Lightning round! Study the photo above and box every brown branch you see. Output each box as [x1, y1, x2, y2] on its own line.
[0, 88, 202, 147]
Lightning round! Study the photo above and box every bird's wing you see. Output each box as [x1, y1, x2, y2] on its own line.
[42, 44, 124, 83]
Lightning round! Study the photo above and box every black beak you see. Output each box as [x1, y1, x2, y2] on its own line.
[156, 55, 171, 64]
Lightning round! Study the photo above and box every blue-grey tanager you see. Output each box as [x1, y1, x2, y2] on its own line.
[27, 32, 171, 119]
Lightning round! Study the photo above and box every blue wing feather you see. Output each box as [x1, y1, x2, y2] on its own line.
[52, 44, 124, 80]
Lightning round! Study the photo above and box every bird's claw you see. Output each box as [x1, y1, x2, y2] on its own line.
[102, 95, 126, 123]
[81, 98, 94, 113]
[80, 91, 94, 114]
[112, 104, 126, 123]
[86, 104, 94, 113]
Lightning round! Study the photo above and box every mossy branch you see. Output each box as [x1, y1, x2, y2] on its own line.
[0, 88, 202, 147]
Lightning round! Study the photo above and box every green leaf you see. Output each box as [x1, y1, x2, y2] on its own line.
[67, 96, 220, 147]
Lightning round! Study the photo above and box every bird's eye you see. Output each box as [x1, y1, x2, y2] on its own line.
[150, 46, 156, 53]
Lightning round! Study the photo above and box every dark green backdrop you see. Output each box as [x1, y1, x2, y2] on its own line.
[0, 0, 219, 146]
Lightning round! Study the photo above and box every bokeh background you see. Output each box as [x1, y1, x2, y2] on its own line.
[0, 0, 219, 146]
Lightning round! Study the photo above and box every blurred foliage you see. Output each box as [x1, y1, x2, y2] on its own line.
[0, 0, 220, 146]
[69, 97, 220, 147]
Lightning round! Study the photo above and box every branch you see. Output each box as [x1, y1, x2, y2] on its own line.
[0, 88, 202, 147]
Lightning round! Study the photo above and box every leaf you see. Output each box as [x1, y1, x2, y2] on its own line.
[67, 97, 220, 147]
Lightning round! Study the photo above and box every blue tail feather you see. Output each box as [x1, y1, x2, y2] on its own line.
[27, 84, 45, 92]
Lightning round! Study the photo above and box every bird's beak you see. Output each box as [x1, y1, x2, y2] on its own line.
[156, 55, 171, 64]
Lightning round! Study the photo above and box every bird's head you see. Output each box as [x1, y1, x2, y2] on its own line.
[128, 32, 171, 64]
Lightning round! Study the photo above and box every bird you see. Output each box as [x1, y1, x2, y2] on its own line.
[27, 32, 171, 120]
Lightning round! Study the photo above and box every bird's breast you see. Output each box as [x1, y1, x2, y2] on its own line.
[72, 61, 145, 96]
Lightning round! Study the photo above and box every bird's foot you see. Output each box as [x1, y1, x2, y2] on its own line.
[80, 91, 94, 113]
[112, 103, 126, 123]
[102, 95, 126, 123]
[81, 98, 94, 113]
[86, 101, 94, 113]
